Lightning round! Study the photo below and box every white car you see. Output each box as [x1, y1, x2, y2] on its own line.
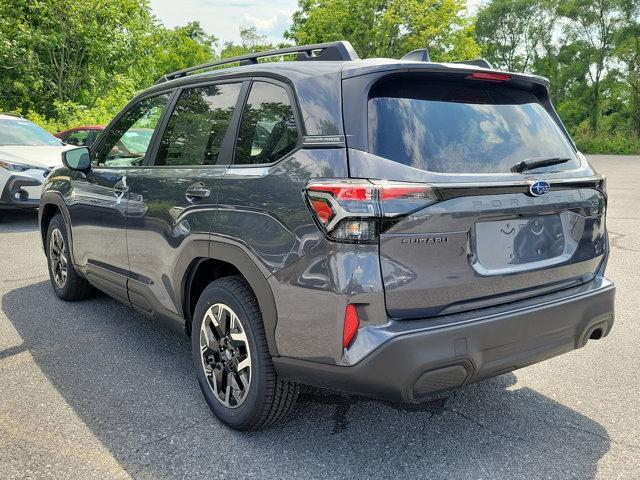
[0, 114, 74, 210]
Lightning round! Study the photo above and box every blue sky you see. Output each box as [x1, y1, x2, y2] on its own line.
[148, 0, 483, 47]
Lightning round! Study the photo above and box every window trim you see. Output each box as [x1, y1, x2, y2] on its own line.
[138, 79, 248, 169]
[229, 77, 305, 169]
[87, 129, 101, 147]
[89, 88, 177, 170]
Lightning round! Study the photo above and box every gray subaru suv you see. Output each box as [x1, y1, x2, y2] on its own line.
[39, 41, 615, 430]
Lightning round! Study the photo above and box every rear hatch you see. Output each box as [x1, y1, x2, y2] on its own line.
[345, 71, 607, 318]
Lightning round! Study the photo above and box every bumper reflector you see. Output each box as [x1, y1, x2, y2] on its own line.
[343, 304, 359, 348]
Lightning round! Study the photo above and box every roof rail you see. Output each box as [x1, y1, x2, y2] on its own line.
[156, 41, 360, 84]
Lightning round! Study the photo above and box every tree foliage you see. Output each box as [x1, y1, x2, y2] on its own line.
[1, 0, 639, 152]
[220, 26, 283, 58]
[0, 0, 215, 130]
[476, 0, 556, 72]
[558, 0, 622, 133]
[286, 0, 480, 61]
[1, 0, 150, 113]
[476, 0, 640, 148]
[615, 0, 640, 135]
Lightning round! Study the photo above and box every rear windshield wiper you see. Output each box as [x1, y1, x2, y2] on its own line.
[511, 156, 572, 173]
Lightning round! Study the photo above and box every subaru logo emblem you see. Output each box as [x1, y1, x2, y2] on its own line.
[529, 180, 550, 196]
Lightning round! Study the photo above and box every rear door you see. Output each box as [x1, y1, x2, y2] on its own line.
[214, 79, 302, 271]
[346, 73, 607, 318]
[125, 81, 244, 317]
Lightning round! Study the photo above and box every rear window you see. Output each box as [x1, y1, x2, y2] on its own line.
[368, 79, 579, 174]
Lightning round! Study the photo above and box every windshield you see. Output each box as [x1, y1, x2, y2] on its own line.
[0, 118, 62, 146]
[368, 78, 579, 174]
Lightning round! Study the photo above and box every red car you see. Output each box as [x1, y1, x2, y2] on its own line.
[55, 125, 104, 147]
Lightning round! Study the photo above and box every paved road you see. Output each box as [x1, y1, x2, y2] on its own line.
[1, 155, 639, 479]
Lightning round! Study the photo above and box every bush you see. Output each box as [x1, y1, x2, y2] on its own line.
[20, 75, 137, 134]
[573, 132, 640, 155]
[24, 101, 120, 134]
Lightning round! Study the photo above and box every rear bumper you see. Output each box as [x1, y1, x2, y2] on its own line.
[274, 277, 615, 402]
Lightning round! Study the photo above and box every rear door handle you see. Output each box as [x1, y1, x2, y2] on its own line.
[185, 182, 211, 203]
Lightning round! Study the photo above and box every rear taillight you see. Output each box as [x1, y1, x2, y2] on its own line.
[306, 180, 438, 243]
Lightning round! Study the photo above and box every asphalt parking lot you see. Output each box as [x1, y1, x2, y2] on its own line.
[1, 155, 639, 479]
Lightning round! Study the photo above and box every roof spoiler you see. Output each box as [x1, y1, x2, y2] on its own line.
[401, 49, 431, 62]
[156, 41, 360, 84]
[400, 48, 493, 69]
[449, 59, 494, 69]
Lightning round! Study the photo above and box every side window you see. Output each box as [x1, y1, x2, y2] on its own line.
[65, 130, 89, 146]
[94, 93, 171, 167]
[234, 81, 299, 165]
[156, 83, 241, 166]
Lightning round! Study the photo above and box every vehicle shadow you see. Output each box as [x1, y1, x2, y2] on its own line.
[0, 210, 39, 232]
[2, 281, 610, 479]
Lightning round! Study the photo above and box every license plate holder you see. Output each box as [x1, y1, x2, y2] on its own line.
[474, 215, 566, 272]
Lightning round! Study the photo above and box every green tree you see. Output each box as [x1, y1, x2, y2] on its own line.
[0, 0, 154, 115]
[220, 26, 286, 59]
[0, 0, 217, 131]
[614, 0, 640, 135]
[533, 42, 592, 126]
[285, 0, 480, 60]
[558, 0, 623, 133]
[475, 0, 557, 72]
[147, 21, 217, 83]
[0, 0, 43, 113]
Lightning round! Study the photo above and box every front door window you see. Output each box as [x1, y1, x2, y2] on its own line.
[94, 93, 171, 167]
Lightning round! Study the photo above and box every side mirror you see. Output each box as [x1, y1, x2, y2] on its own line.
[62, 147, 91, 172]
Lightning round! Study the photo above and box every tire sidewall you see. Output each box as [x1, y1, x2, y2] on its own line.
[46, 215, 72, 297]
[191, 281, 269, 429]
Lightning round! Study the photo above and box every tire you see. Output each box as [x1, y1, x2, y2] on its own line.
[192, 276, 299, 431]
[46, 214, 94, 301]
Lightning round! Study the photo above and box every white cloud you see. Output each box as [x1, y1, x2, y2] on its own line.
[148, 0, 298, 45]
[243, 14, 278, 31]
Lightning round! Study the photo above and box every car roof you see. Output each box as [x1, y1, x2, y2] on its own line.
[141, 60, 348, 137]
[132, 42, 550, 137]
[0, 113, 26, 121]
[57, 125, 105, 134]
[153, 57, 548, 90]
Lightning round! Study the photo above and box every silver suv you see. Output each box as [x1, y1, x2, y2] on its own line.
[38, 41, 615, 430]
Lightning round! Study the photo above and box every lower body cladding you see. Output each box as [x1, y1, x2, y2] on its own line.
[273, 277, 615, 402]
[0, 173, 44, 209]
